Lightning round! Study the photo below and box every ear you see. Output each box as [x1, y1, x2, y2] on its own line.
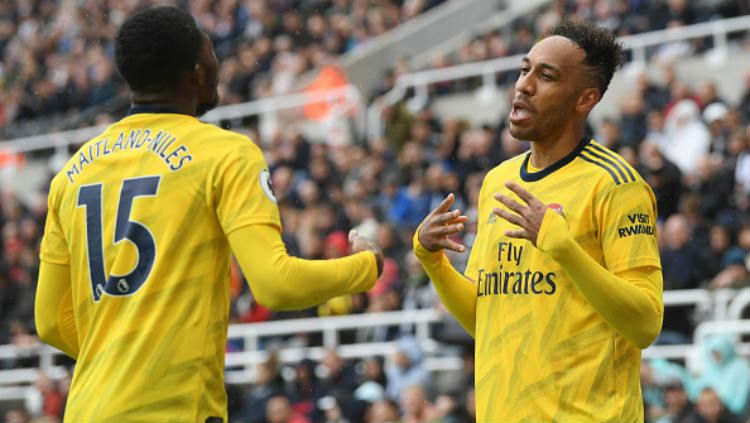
[193, 63, 206, 86]
[576, 87, 600, 114]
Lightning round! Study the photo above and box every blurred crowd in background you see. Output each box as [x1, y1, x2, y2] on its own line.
[0, 0, 445, 137]
[2, 0, 750, 422]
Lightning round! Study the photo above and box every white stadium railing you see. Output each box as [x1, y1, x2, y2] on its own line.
[0, 84, 364, 155]
[2, 16, 749, 156]
[366, 14, 750, 141]
[2, 288, 750, 403]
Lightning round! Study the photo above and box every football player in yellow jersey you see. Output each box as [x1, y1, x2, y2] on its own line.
[34, 7, 383, 423]
[414, 20, 663, 422]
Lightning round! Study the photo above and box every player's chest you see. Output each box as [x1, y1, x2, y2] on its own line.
[472, 181, 600, 297]
[479, 180, 599, 251]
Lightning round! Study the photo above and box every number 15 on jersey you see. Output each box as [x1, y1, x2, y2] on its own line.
[77, 175, 161, 301]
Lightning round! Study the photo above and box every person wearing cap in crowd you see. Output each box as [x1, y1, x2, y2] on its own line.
[662, 99, 711, 176]
[703, 102, 731, 157]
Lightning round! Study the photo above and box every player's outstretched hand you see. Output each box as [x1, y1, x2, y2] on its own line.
[493, 181, 548, 246]
[349, 229, 384, 277]
[417, 193, 468, 253]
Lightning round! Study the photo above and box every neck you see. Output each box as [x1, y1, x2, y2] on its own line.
[529, 125, 585, 169]
[130, 92, 195, 116]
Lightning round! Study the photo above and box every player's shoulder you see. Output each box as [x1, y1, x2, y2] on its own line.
[197, 122, 261, 149]
[577, 139, 646, 189]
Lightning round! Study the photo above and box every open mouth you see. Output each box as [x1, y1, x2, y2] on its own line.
[510, 102, 533, 123]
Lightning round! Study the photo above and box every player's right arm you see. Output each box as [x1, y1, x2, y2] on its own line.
[413, 194, 476, 337]
[229, 227, 381, 310]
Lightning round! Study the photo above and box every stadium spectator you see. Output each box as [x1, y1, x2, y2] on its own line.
[384, 335, 431, 401]
[431, 393, 470, 423]
[356, 356, 388, 394]
[639, 141, 683, 219]
[660, 375, 704, 423]
[237, 358, 285, 423]
[740, 71, 750, 124]
[317, 395, 353, 423]
[619, 91, 648, 147]
[367, 398, 401, 423]
[691, 335, 750, 417]
[399, 385, 435, 423]
[3, 409, 31, 423]
[704, 103, 732, 157]
[660, 214, 703, 343]
[285, 359, 321, 420]
[32, 373, 65, 420]
[735, 126, 750, 206]
[318, 349, 358, 405]
[695, 388, 742, 423]
[265, 394, 311, 423]
[661, 99, 711, 177]
[641, 360, 668, 421]
[463, 388, 477, 423]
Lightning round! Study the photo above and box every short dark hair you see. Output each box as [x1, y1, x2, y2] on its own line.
[550, 19, 624, 96]
[115, 6, 203, 92]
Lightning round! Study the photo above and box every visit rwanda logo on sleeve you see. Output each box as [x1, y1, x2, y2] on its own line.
[618, 213, 655, 238]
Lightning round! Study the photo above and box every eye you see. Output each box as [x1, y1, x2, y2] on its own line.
[541, 73, 554, 81]
[520, 67, 530, 75]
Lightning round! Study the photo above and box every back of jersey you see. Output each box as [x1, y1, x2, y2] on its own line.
[40, 111, 280, 423]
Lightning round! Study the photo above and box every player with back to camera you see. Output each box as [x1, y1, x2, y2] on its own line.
[415, 19, 663, 422]
[34, 6, 383, 423]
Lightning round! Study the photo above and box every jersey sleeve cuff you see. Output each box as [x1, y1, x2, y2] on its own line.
[537, 208, 571, 256]
[413, 226, 445, 266]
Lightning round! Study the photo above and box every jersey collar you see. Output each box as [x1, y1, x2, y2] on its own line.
[519, 137, 591, 182]
[127, 104, 185, 115]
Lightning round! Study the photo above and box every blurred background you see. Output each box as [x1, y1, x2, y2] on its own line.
[1, 0, 750, 422]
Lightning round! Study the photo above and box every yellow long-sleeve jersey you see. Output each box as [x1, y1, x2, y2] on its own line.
[415, 138, 663, 422]
[37, 109, 376, 423]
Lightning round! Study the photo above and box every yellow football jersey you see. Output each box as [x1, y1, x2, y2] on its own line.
[40, 108, 281, 422]
[467, 138, 660, 422]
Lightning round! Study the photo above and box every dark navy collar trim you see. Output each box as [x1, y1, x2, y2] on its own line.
[127, 104, 185, 116]
[519, 137, 591, 182]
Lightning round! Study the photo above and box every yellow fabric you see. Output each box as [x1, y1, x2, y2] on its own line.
[415, 139, 663, 422]
[228, 224, 377, 311]
[537, 208, 663, 348]
[35, 262, 79, 358]
[36, 112, 375, 423]
[412, 233, 476, 336]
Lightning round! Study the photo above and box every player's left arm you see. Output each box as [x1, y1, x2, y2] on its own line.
[35, 195, 79, 359]
[35, 261, 79, 359]
[495, 181, 663, 349]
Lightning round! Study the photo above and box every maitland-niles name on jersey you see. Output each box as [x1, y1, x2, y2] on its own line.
[476, 241, 557, 297]
[66, 128, 193, 183]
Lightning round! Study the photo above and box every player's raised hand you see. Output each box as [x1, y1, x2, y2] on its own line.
[417, 193, 468, 253]
[493, 181, 548, 246]
[349, 229, 384, 277]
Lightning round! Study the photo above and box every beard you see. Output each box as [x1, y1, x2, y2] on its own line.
[507, 106, 569, 142]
